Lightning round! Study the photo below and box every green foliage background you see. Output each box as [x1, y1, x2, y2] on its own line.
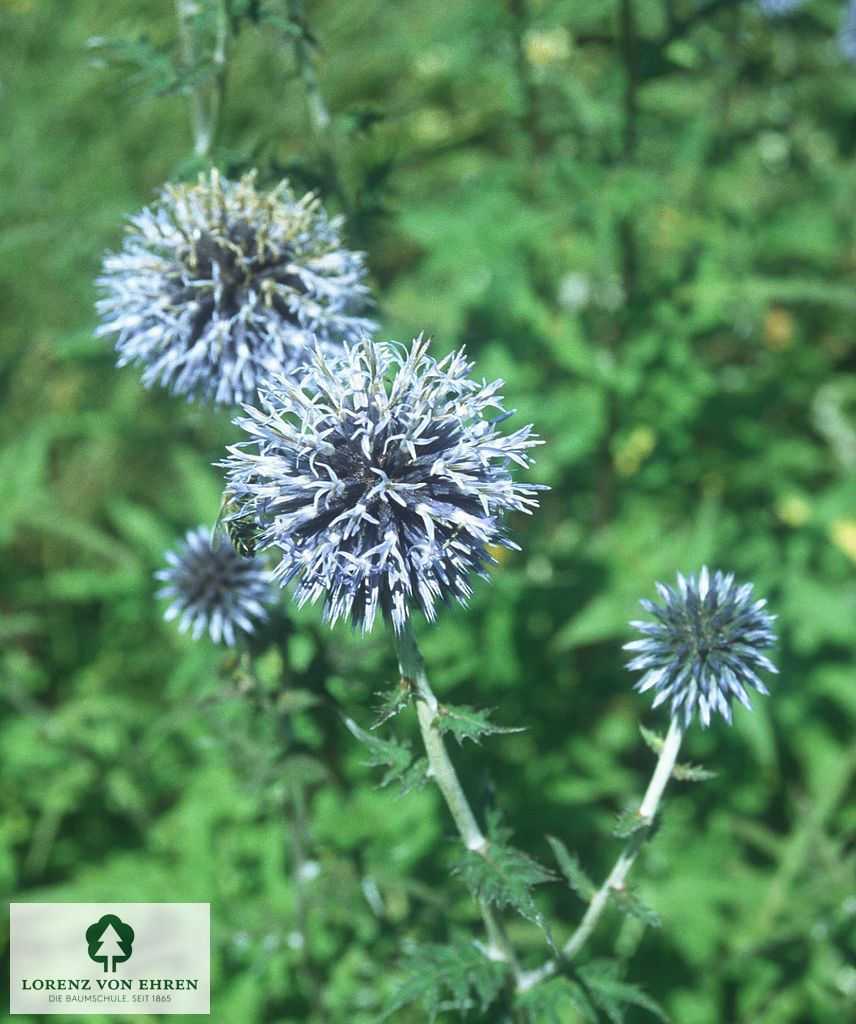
[1, 0, 855, 1021]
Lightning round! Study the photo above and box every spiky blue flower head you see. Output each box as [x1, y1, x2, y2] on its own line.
[221, 335, 543, 633]
[96, 170, 376, 405]
[156, 527, 273, 645]
[624, 568, 778, 729]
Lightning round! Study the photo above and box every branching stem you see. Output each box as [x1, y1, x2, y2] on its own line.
[518, 717, 684, 993]
[286, 0, 331, 136]
[393, 621, 521, 980]
[175, 0, 231, 158]
[285, 0, 349, 213]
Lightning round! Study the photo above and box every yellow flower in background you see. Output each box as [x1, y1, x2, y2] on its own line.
[412, 107, 455, 144]
[614, 426, 657, 477]
[652, 206, 687, 254]
[829, 520, 856, 565]
[776, 495, 810, 527]
[487, 544, 510, 566]
[763, 307, 795, 352]
[524, 27, 572, 67]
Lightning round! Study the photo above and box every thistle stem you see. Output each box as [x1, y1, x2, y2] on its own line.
[285, 0, 349, 214]
[175, 0, 231, 158]
[287, 0, 332, 136]
[393, 621, 521, 978]
[518, 717, 684, 993]
[175, 0, 211, 157]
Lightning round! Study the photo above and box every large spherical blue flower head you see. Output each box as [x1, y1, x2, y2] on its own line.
[156, 527, 273, 646]
[624, 568, 778, 729]
[96, 170, 376, 405]
[222, 336, 543, 633]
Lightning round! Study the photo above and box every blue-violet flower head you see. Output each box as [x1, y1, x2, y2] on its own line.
[157, 526, 273, 645]
[624, 567, 778, 728]
[222, 335, 544, 633]
[96, 170, 376, 405]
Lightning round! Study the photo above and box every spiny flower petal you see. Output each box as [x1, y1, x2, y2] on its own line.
[221, 335, 545, 633]
[156, 527, 273, 646]
[96, 170, 375, 405]
[624, 568, 777, 729]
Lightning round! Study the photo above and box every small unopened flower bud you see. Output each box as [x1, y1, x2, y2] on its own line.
[624, 567, 778, 728]
[157, 527, 273, 645]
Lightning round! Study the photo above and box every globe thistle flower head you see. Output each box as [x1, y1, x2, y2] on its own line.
[156, 526, 273, 646]
[624, 568, 777, 729]
[96, 170, 376, 405]
[222, 335, 544, 634]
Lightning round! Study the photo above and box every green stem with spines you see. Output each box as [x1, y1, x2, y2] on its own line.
[518, 717, 684, 993]
[175, 0, 231, 158]
[392, 620, 521, 980]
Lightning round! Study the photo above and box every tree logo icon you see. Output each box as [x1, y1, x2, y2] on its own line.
[85, 914, 134, 973]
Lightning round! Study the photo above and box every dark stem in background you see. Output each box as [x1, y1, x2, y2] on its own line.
[286, 0, 349, 214]
[209, 650, 332, 1020]
[286, 764, 330, 1023]
[211, 0, 233, 155]
[507, 0, 550, 173]
[595, 0, 639, 527]
[618, 0, 638, 293]
[175, 0, 233, 158]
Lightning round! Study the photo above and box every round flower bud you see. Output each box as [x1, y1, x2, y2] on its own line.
[625, 568, 777, 728]
[157, 527, 273, 645]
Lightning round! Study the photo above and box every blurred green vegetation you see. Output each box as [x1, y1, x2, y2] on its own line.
[1, 0, 855, 1021]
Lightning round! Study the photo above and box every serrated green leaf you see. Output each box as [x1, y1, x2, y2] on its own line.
[453, 812, 554, 935]
[397, 756, 430, 795]
[436, 703, 526, 745]
[578, 960, 670, 1024]
[612, 807, 653, 839]
[344, 717, 426, 792]
[516, 976, 597, 1024]
[379, 939, 508, 1022]
[546, 835, 595, 902]
[640, 727, 717, 782]
[639, 725, 664, 755]
[673, 761, 718, 782]
[610, 885, 661, 928]
[258, 12, 302, 37]
[85, 34, 177, 95]
[372, 680, 412, 727]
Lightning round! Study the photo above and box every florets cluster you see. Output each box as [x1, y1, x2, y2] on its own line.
[625, 568, 777, 728]
[96, 170, 375, 405]
[222, 336, 543, 633]
[157, 527, 273, 645]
